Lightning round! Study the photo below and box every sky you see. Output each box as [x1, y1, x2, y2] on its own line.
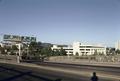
[0, 0, 120, 47]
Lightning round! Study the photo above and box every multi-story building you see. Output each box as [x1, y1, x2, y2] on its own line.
[51, 42, 106, 56]
[73, 42, 106, 56]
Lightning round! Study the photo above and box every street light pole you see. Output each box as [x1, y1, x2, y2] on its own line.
[17, 43, 21, 63]
[27, 45, 29, 56]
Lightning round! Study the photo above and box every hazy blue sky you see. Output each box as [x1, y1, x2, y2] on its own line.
[0, 0, 120, 46]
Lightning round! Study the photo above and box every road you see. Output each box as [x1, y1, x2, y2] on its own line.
[0, 62, 120, 81]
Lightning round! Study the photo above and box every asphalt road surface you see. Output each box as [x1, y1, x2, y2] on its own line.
[0, 62, 120, 81]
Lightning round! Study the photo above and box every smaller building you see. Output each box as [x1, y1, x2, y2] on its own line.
[51, 45, 73, 55]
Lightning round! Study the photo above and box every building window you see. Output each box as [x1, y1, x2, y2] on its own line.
[80, 49, 85, 51]
[86, 49, 90, 51]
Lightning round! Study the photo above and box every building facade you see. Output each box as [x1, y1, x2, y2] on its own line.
[51, 42, 106, 56]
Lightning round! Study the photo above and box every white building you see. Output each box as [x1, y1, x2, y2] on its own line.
[73, 42, 106, 56]
[51, 42, 106, 56]
[51, 45, 73, 55]
[115, 41, 120, 50]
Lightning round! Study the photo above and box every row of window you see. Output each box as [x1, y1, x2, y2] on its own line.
[79, 46, 104, 48]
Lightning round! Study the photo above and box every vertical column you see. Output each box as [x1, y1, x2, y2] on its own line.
[17, 43, 21, 63]
[73, 42, 80, 56]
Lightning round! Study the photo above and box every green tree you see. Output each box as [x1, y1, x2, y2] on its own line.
[0, 45, 7, 54]
[59, 48, 67, 56]
[41, 47, 52, 56]
[21, 43, 28, 59]
[106, 47, 110, 55]
[12, 45, 18, 50]
[11, 45, 18, 55]
[115, 49, 120, 54]
[93, 50, 98, 56]
[6, 46, 11, 52]
[28, 41, 43, 59]
[109, 48, 115, 55]
[0, 45, 5, 54]
[75, 52, 79, 56]
[99, 52, 104, 56]
[52, 48, 67, 56]
[52, 49, 60, 56]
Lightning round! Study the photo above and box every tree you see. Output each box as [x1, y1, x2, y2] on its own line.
[59, 48, 67, 56]
[109, 48, 115, 55]
[27, 41, 45, 60]
[11, 45, 18, 50]
[5, 46, 11, 53]
[40, 47, 52, 56]
[51, 48, 67, 56]
[99, 52, 104, 56]
[0, 45, 5, 54]
[106, 47, 110, 55]
[11, 45, 18, 55]
[115, 49, 120, 54]
[93, 50, 98, 56]
[28, 42, 42, 55]
[75, 52, 79, 56]
[52, 49, 60, 56]
[20, 43, 28, 59]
